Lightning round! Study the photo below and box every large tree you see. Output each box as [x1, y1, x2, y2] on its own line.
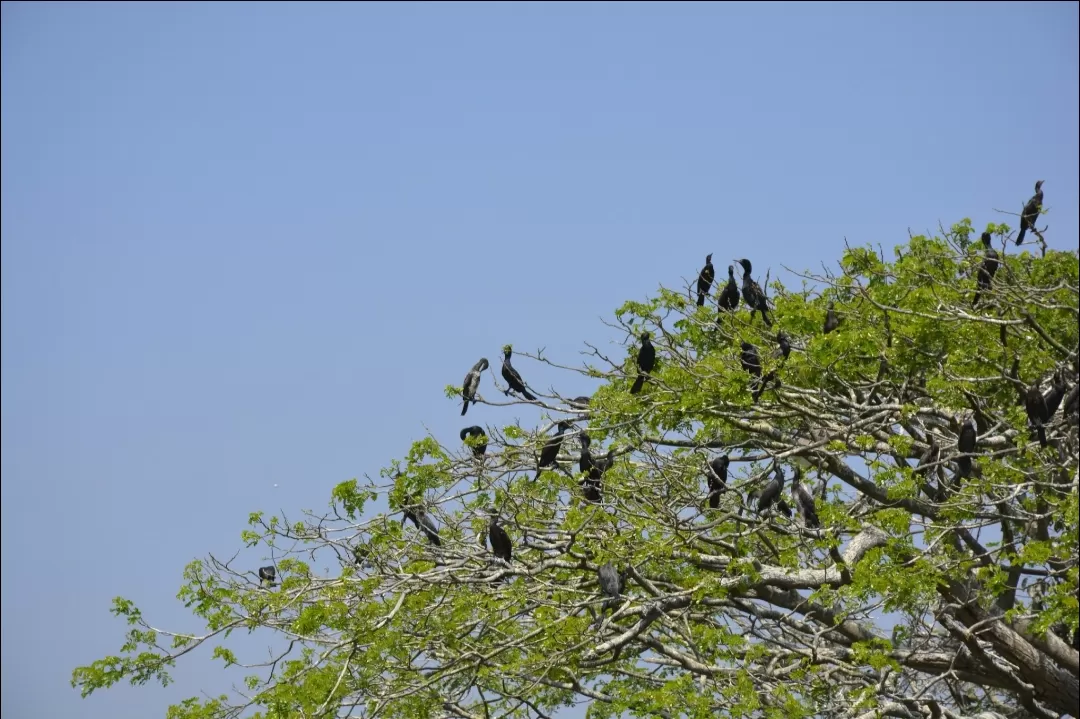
[74, 220, 1079, 719]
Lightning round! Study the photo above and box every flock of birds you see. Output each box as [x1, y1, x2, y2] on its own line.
[256, 180, 1069, 613]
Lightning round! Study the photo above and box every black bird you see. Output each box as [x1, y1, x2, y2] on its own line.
[756, 465, 786, 514]
[776, 498, 793, 519]
[629, 332, 655, 395]
[578, 432, 611, 503]
[736, 258, 772, 326]
[460, 358, 489, 416]
[569, 396, 592, 409]
[773, 330, 791, 361]
[597, 562, 625, 613]
[696, 253, 715, 307]
[717, 265, 740, 312]
[1016, 180, 1044, 245]
[401, 493, 442, 547]
[460, 425, 488, 457]
[486, 510, 512, 563]
[1044, 371, 1068, 419]
[971, 232, 1000, 308]
[706, 454, 729, 509]
[823, 301, 840, 334]
[258, 566, 277, 587]
[501, 345, 537, 401]
[791, 469, 820, 528]
[956, 416, 977, 479]
[416, 507, 442, 547]
[740, 341, 762, 379]
[536, 420, 572, 480]
[1024, 383, 1049, 448]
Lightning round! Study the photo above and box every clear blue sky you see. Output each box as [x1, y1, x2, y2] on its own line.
[2, 3, 1077, 718]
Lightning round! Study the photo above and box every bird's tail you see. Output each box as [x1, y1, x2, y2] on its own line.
[971, 292, 981, 309]
[534, 467, 543, 481]
[1016, 227, 1027, 245]
[630, 373, 646, 394]
[957, 457, 972, 479]
[522, 388, 538, 401]
[762, 307, 773, 327]
[1038, 425, 1047, 448]
[696, 292, 706, 307]
[461, 399, 470, 416]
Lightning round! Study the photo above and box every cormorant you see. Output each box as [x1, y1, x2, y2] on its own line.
[1024, 383, 1049, 448]
[756, 465, 786, 514]
[578, 432, 611, 503]
[717, 265, 740, 312]
[773, 330, 792, 361]
[401, 493, 442, 546]
[536, 420, 572, 480]
[258, 566, 277, 587]
[597, 562, 625, 613]
[706, 454, 729, 509]
[486, 510, 512, 563]
[971, 232, 1000, 308]
[956, 416, 977, 478]
[629, 332, 655, 395]
[740, 341, 762, 379]
[823, 301, 840, 334]
[460, 425, 488, 457]
[791, 469, 820, 528]
[461, 358, 489, 416]
[696, 253, 715, 307]
[501, 345, 537, 401]
[1016, 180, 1044, 245]
[1044, 370, 1068, 419]
[736, 258, 772, 326]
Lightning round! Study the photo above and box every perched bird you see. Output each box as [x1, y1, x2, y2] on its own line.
[971, 232, 1000, 308]
[460, 358, 489, 416]
[258, 566, 277, 587]
[1024, 383, 1049, 448]
[568, 396, 592, 409]
[1016, 180, 1044, 245]
[536, 420, 573, 480]
[460, 425, 488, 457]
[740, 341, 762, 379]
[486, 510, 512, 563]
[629, 332, 655, 395]
[1043, 370, 1068, 419]
[756, 465, 786, 514]
[696, 253, 715, 307]
[791, 469, 820, 528]
[597, 562, 626, 613]
[956, 416, 977, 479]
[717, 265, 740, 312]
[578, 432, 612, 503]
[773, 331, 792, 361]
[706, 454, 729, 509]
[823, 301, 840, 334]
[501, 345, 537, 401]
[401, 493, 442, 547]
[736, 258, 772, 326]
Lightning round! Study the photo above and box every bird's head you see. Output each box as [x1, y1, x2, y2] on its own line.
[1035, 179, 1044, 191]
[736, 258, 752, 275]
[980, 231, 992, 247]
[477, 357, 490, 370]
[705, 253, 713, 263]
[557, 420, 575, 431]
[741, 341, 753, 351]
[640, 331, 650, 342]
[502, 344, 513, 355]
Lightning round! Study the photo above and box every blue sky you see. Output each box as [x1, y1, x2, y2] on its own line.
[1, 2, 1077, 718]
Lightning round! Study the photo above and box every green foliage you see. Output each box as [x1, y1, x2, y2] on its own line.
[73, 225, 1080, 718]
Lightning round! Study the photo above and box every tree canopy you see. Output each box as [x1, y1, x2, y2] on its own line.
[73, 218, 1079, 719]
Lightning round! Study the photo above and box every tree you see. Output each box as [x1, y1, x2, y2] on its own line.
[73, 219, 1079, 719]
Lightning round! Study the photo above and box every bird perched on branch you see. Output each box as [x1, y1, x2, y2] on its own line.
[579, 432, 612, 503]
[791, 468, 820, 528]
[956, 415, 977, 479]
[1016, 179, 1044, 245]
[1024, 383, 1049, 448]
[501, 345, 537, 401]
[705, 454, 729, 509]
[736, 258, 772, 326]
[629, 332, 655, 395]
[536, 420, 572, 480]
[486, 509, 512, 563]
[971, 232, 1000, 308]
[823, 301, 840, 334]
[460, 425, 488, 457]
[696, 253, 715, 307]
[756, 465, 786, 514]
[717, 265, 740, 312]
[258, 566, 277, 587]
[460, 358, 489, 415]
